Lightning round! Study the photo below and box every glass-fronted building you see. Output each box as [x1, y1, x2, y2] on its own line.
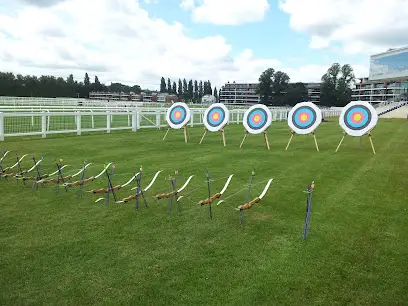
[352, 46, 408, 102]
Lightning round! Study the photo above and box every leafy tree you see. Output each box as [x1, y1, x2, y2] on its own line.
[272, 71, 290, 106]
[187, 80, 193, 101]
[286, 82, 308, 106]
[194, 80, 199, 102]
[160, 77, 166, 93]
[256, 68, 274, 105]
[204, 80, 212, 95]
[172, 81, 177, 95]
[320, 63, 355, 106]
[167, 78, 172, 93]
[213, 86, 218, 102]
[182, 78, 188, 101]
[199, 80, 203, 101]
[84, 73, 90, 86]
[177, 79, 183, 98]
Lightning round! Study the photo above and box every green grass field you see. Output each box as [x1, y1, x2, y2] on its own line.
[1, 119, 407, 305]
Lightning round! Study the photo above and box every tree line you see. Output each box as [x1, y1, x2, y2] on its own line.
[256, 63, 356, 107]
[159, 77, 218, 103]
[0, 62, 356, 106]
[0, 72, 142, 98]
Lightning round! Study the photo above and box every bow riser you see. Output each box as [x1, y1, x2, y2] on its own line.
[199, 192, 221, 205]
[38, 175, 73, 184]
[237, 197, 260, 210]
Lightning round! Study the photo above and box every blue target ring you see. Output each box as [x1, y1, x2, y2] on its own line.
[292, 107, 316, 129]
[207, 107, 225, 127]
[170, 106, 186, 125]
[247, 109, 267, 130]
[345, 106, 370, 130]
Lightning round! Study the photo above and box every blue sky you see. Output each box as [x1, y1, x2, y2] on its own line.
[139, 0, 368, 69]
[0, 0, 406, 89]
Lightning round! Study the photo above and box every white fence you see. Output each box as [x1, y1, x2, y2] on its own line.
[0, 108, 341, 141]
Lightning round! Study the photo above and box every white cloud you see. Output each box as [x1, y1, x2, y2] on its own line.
[0, 0, 367, 91]
[181, 0, 270, 25]
[279, 0, 408, 54]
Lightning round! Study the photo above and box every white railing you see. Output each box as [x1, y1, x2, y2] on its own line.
[0, 108, 341, 141]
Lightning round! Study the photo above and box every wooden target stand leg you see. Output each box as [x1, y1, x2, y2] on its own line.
[163, 126, 170, 140]
[335, 130, 376, 154]
[200, 126, 227, 147]
[240, 130, 270, 150]
[162, 125, 189, 143]
[285, 130, 319, 152]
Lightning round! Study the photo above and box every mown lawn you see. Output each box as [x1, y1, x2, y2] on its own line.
[1, 119, 407, 305]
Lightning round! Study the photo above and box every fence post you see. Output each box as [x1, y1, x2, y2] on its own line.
[76, 111, 81, 136]
[132, 111, 137, 132]
[137, 110, 141, 129]
[156, 110, 160, 129]
[0, 112, 4, 141]
[107, 111, 111, 133]
[42, 112, 47, 138]
[190, 111, 194, 127]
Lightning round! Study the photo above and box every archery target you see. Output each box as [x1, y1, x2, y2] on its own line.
[203, 103, 230, 132]
[166, 102, 191, 129]
[339, 101, 378, 137]
[288, 102, 322, 135]
[243, 104, 272, 134]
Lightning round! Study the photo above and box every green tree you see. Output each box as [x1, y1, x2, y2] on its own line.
[198, 80, 203, 102]
[187, 80, 193, 101]
[256, 68, 274, 105]
[84, 73, 90, 86]
[167, 78, 172, 93]
[204, 80, 212, 95]
[320, 63, 355, 106]
[194, 80, 199, 102]
[286, 82, 308, 106]
[213, 86, 218, 102]
[172, 81, 177, 95]
[272, 71, 290, 106]
[160, 77, 166, 93]
[178, 79, 183, 97]
[182, 78, 188, 101]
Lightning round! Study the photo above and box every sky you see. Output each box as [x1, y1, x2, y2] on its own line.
[0, 0, 407, 90]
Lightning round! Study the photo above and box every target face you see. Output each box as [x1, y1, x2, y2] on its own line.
[339, 101, 378, 137]
[203, 103, 230, 132]
[243, 104, 272, 134]
[166, 102, 191, 129]
[288, 102, 322, 135]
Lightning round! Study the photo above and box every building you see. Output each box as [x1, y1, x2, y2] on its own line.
[352, 46, 408, 102]
[304, 83, 321, 103]
[201, 94, 216, 104]
[218, 82, 260, 104]
[156, 93, 178, 103]
[218, 81, 321, 104]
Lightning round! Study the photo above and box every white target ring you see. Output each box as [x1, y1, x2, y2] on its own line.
[339, 101, 378, 137]
[203, 103, 230, 132]
[166, 102, 191, 129]
[288, 102, 322, 135]
[243, 104, 272, 134]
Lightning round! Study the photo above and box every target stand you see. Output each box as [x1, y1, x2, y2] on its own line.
[199, 103, 230, 147]
[285, 130, 320, 152]
[163, 124, 189, 143]
[335, 101, 378, 154]
[335, 130, 376, 154]
[239, 104, 272, 150]
[163, 102, 191, 143]
[285, 102, 322, 152]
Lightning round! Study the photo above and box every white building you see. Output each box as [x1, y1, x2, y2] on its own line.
[352, 46, 408, 102]
[219, 82, 260, 104]
[201, 94, 216, 104]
